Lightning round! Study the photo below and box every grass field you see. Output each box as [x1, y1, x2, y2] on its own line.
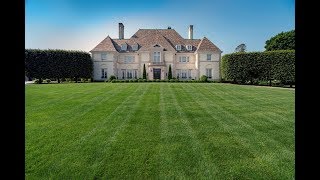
[25, 83, 294, 179]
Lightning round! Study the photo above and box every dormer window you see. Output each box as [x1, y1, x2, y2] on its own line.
[132, 44, 138, 51]
[121, 44, 127, 51]
[175, 45, 181, 51]
[186, 45, 192, 51]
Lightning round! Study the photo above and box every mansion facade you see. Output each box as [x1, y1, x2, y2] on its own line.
[90, 23, 222, 81]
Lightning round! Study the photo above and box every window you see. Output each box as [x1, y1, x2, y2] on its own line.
[101, 53, 107, 60]
[186, 45, 192, 51]
[121, 44, 127, 51]
[124, 56, 135, 63]
[153, 52, 161, 62]
[132, 44, 138, 51]
[120, 69, 138, 79]
[206, 68, 212, 79]
[175, 45, 181, 51]
[127, 70, 133, 79]
[179, 56, 189, 63]
[101, 68, 107, 78]
[176, 69, 192, 79]
[207, 54, 212, 61]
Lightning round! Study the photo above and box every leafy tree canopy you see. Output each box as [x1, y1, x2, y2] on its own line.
[265, 30, 295, 51]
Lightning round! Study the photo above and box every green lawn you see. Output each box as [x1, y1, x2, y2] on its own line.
[25, 83, 294, 179]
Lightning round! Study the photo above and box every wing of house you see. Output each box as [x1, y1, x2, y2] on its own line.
[90, 23, 222, 81]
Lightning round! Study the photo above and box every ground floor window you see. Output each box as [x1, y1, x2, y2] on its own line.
[176, 69, 192, 79]
[121, 69, 138, 79]
[206, 68, 212, 79]
[101, 68, 107, 78]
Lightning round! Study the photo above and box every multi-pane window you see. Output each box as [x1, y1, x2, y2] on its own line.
[153, 52, 161, 62]
[124, 56, 135, 63]
[179, 56, 190, 63]
[120, 69, 138, 79]
[101, 53, 107, 60]
[121, 44, 127, 51]
[101, 68, 107, 78]
[207, 54, 212, 61]
[206, 68, 212, 79]
[175, 45, 181, 51]
[176, 69, 192, 79]
[132, 44, 138, 51]
[186, 45, 192, 51]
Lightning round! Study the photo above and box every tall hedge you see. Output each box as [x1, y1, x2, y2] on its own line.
[221, 50, 295, 85]
[25, 49, 93, 82]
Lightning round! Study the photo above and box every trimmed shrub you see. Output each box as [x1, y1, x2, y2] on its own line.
[200, 75, 208, 82]
[221, 50, 295, 86]
[46, 79, 51, 83]
[109, 75, 116, 81]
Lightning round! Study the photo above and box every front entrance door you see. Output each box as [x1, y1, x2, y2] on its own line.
[153, 68, 161, 79]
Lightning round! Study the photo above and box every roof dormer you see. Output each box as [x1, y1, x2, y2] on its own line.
[175, 44, 181, 51]
[121, 43, 127, 51]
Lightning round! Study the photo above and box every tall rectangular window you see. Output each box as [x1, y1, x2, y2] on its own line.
[176, 69, 181, 79]
[101, 68, 107, 78]
[101, 53, 107, 60]
[127, 70, 133, 79]
[207, 54, 212, 61]
[179, 56, 189, 63]
[153, 52, 161, 62]
[121, 69, 126, 79]
[206, 68, 212, 79]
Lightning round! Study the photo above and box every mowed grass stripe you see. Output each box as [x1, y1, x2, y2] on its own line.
[198, 84, 294, 149]
[26, 84, 139, 176]
[166, 84, 219, 178]
[25, 83, 294, 179]
[38, 84, 151, 179]
[91, 84, 161, 179]
[184, 83, 294, 179]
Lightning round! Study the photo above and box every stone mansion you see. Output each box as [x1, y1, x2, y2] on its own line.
[90, 23, 222, 81]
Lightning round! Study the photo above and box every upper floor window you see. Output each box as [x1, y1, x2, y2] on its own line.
[179, 56, 189, 63]
[121, 44, 127, 51]
[101, 53, 107, 60]
[186, 45, 192, 51]
[207, 54, 212, 61]
[124, 56, 135, 63]
[175, 45, 181, 51]
[132, 44, 138, 51]
[153, 52, 161, 62]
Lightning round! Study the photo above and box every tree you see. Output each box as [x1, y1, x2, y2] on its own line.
[143, 64, 146, 79]
[265, 30, 295, 51]
[235, 43, 246, 52]
[168, 64, 172, 80]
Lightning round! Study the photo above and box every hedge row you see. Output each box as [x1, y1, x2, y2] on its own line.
[221, 50, 295, 85]
[25, 49, 93, 83]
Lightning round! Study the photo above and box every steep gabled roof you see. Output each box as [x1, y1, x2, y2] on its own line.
[196, 37, 222, 52]
[136, 30, 176, 51]
[90, 36, 117, 52]
[91, 28, 222, 53]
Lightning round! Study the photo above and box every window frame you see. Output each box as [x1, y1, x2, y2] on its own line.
[207, 54, 212, 61]
[186, 45, 192, 51]
[101, 68, 107, 78]
[206, 68, 212, 79]
[121, 44, 127, 51]
[153, 51, 161, 62]
[101, 53, 107, 60]
[175, 45, 181, 51]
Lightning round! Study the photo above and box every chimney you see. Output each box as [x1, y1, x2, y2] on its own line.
[119, 23, 124, 39]
[188, 25, 193, 39]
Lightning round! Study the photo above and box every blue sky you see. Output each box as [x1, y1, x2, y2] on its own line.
[25, 0, 295, 54]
